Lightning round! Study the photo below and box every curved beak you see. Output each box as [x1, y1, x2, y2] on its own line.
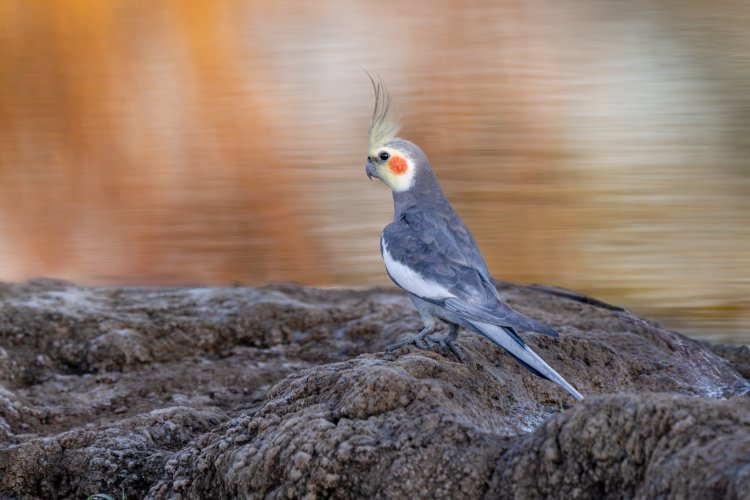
[365, 158, 378, 180]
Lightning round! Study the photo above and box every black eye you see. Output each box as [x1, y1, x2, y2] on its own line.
[378, 151, 390, 161]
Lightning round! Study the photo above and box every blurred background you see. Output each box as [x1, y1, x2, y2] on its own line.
[0, 0, 748, 343]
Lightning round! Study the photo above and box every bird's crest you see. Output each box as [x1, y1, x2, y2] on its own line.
[366, 72, 400, 153]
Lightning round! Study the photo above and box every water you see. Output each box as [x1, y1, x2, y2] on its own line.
[0, 0, 748, 344]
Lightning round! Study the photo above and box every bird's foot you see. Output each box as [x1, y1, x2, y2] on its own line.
[385, 334, 432, 352]
[386, 327, 433, 352]
[428, 324, 468, 362]
[431, 336, 468, 363]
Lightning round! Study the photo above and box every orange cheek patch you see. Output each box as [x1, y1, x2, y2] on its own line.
[388, 156, 408, 175]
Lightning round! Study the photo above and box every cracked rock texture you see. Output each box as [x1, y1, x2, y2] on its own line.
[0, 279, 748, 499]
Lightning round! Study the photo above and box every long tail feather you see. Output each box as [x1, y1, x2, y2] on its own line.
[472, 321, 583, 400]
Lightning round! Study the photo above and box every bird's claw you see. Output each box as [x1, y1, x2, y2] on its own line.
[431, 336, 468, 363]
[447, 342, 468, 363]
[386, 332, 467, 362]
[385, 334, 432, 352]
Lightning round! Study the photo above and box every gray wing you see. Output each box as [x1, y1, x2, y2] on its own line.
[382, 205, 558, 337]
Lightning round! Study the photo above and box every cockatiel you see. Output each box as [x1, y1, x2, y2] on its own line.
[364, 76, 583, 401]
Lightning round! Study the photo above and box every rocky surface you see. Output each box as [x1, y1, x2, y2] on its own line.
[0, 279, 748, 499]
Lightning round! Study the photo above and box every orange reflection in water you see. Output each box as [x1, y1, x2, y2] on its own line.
[0, 0, 323, 284]
[0, 0, 748, 342]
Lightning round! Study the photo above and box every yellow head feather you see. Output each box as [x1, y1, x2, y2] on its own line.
[366, 72, 400, 155]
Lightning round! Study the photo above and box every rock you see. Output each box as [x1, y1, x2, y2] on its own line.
[702, 342, 750, 379]
[3, 407, 224, 498]
[0, 279, 747, 499]
[487, 394, 750, 499]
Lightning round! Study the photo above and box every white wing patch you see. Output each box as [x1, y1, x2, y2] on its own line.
[381, 237, 455, 300]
